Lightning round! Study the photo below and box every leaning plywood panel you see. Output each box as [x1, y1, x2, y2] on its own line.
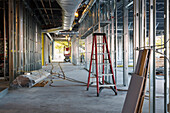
[122, 75, 144, 113]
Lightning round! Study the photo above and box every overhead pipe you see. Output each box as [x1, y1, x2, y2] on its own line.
[56, 0, 82, 30]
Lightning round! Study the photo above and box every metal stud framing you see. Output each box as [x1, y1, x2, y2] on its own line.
[7, 0, 42, 82]
[164, 0, 169, 112]
[133, 0, 139, 71]
[123, 0, 129, 86]
[114, 0, 117, 83]
[149, 0, 156, 112]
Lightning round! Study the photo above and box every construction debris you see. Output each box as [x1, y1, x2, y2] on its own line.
[11, 69, 50, 88]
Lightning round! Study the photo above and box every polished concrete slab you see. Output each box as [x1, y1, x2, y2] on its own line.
[0, 63, 164, 113]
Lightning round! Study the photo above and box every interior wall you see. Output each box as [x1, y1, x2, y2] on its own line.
[8, 0, 42, 82]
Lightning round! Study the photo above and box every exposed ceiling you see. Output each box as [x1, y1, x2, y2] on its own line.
[116, 0, 165, 33]
[26, 0, 82, 31]
[57, 0, 82, 30]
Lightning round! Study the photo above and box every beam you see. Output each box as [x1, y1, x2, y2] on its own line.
[123, 0, 129, 86]
[33, 0, 47, 25]
[40, 0, 51, 24]
[49, 0, 56, 26]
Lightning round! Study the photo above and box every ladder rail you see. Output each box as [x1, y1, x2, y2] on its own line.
[104, 35, 117, 91]
[94, 35, 100, 96]
[102, 35, 105, 85]
[87, 36, 95, 91]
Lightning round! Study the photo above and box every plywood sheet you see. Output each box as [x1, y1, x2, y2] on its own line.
[122, 75, 144, 113]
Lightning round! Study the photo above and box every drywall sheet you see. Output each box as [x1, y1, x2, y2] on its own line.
[122, 75, 144, 113]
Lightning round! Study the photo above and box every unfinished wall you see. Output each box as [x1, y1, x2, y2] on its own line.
[8, 0, 42, 82]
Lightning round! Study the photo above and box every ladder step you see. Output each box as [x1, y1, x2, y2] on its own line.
[90, 77, 96, 78]
[97, 43, 106, 45]
[93, 63, 111, 65]
[91, 73, 113, 76]
[99, 84, 115, 87]
[98, 74, 113, 76]
[91, 59, 108, 60]
[93, 53, 109, 55]
[97, 46, 104, 47]
[104, 59, 109, 60]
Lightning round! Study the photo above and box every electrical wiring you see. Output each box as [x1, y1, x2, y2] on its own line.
[48, 63, 87, 87]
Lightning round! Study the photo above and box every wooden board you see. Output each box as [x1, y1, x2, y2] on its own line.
[122, 75, 144, 113]
[135, 50, 143, 74]
[139, 49, 148, 76]
[34, 81, 48, 87]
[137, 49, 152, 113]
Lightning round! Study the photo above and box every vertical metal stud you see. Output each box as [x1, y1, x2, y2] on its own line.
[19, 1, 24, 74]
[114, 0, 117, 83]
[123, 0, 129, 86]
[133, 0, 139, 71]
[3, 0, 6, 79]
[149, 0, 156, 112]
[139, 0, 144, 48]
[97, 0, 101, 32]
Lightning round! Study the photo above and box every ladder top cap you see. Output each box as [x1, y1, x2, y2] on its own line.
[93, 33, 106, 36]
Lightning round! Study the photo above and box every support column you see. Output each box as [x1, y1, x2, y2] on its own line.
[133, 0, 139, 71]
[164, 0, 169, 112]
[139, 0, 144, 48]
[41, 33, 44, 66]
[8, 0, 15, 82]
[115, 0, 118, 83]
[149, 0, 156, 112]
[3, 0, 6, 79]
[123, 0, 129, 86]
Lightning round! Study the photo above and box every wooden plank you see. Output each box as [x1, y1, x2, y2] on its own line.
[139, 49, 148, 76]
[137, 49, 152, 113]
[135, 50, 143, 74]
[34, 80, 48, 87]
[122, 49, 152, 113]
[122, 75, 144, 113]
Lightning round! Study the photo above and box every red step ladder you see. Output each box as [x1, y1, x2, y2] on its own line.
[86, 33, 117, 97]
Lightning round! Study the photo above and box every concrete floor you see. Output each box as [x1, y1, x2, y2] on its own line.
[0, 63, 164, 113]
